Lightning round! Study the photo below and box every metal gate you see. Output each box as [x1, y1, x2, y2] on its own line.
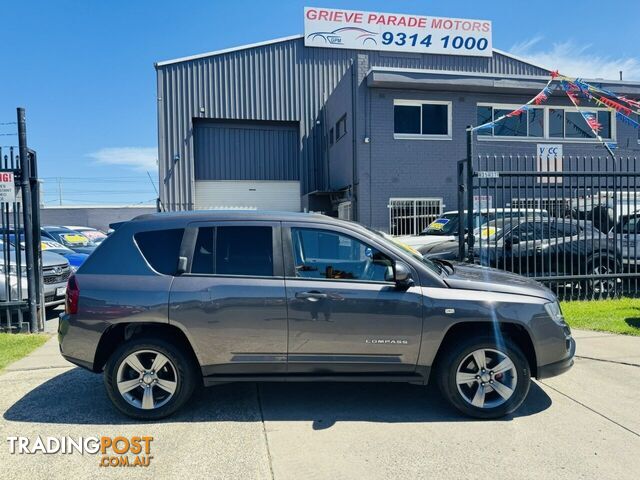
[388, 198, 443, 236]
[458, 147, 640, 300]
[0, 108, 41, 332]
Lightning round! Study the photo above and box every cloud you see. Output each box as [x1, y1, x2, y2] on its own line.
[88, 147, 158, 171]
[509, 38, 640, 81]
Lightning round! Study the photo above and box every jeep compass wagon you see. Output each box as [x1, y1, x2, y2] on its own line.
[58, 211, 575, 420]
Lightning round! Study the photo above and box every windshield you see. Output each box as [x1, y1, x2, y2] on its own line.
[474, 225, 503, 241]
[366, 227, 444, 275]
[49, 231, 95, 247]
[421, 213, 487, 236]
[79, 229, 107, 242]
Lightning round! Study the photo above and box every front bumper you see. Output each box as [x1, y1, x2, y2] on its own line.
[43, 281, 67, 307]
[537, 336, 576, 379]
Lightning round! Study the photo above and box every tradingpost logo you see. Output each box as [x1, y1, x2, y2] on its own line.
[6, 435, 154, 467]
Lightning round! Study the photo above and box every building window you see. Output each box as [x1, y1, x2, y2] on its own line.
[329, 127, 334, 146]
[478, 104, 614, 141]
[335, 114, 347, 142]
[477, 105, 543, 138]
[394, 100, 451, 139]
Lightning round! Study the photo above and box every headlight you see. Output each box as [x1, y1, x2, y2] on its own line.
[0, 265, 26, 277]
[544, 301, 565, 325]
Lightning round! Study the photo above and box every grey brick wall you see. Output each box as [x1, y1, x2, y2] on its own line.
[356, 88, 640, 231]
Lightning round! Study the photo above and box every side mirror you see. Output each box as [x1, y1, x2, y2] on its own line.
[176, 256, 188, 275]
[393, 262, 414, 288]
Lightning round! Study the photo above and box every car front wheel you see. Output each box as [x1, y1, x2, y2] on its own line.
[437, 336, 531, 419]
[104, 337, 197, 420]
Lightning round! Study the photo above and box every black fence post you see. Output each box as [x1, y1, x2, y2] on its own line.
[17, 108, 38, 332]
[466, 127, 475, 263]
[29, 149, 43, 328]
[457, 159, 465, 261]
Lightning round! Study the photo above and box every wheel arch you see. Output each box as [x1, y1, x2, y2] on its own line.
[93, 322, 202, 374]
[431, 321, 538, 378]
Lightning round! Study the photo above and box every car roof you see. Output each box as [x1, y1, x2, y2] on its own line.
[129, 210, 342, 225]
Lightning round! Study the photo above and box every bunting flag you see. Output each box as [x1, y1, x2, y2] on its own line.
[471, 70, 639, 157]
[471, 78, 553, 132]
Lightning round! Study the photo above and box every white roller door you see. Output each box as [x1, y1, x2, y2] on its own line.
[194, 180, 301, 211]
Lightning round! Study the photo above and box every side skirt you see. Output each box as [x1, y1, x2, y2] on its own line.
[203, 368, 431, 387]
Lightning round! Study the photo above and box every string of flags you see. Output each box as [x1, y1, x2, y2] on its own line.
[472, 69, 640, 153]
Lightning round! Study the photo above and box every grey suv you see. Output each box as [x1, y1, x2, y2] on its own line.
[58, 211, 575, 420]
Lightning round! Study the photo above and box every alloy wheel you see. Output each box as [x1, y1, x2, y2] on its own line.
[116, 350, 178, 410]
[455, 348, 518, 409]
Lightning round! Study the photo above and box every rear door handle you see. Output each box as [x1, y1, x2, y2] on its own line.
[295, 291, 328, 301]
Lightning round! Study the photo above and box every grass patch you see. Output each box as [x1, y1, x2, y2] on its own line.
[561, 297, 640, 336]
[0, 333, 49, 371]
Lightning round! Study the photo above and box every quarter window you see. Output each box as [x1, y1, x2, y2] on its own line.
[191, 226, 273, 276]
[291, 228, 393, 282]
[394, 101, 450, 138]
[135, 228, 185, 275]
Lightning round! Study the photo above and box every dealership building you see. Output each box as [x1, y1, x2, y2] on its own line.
[155, 8, 640, 233]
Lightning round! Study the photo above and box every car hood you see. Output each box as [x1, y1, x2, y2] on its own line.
[444, 262, 555, 302]
[67, 246, 96, 255]
[61, 252, 88, 268]
[396, 235, 456, 248]
[42, 250, 70, 267]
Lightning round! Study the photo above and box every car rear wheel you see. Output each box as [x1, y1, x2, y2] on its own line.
[437, 336, 531, 419]
[586, 256, 621, 298]
[104, 337, 197, 420]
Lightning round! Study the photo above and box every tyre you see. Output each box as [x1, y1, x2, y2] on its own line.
[104, 336, 197, 420]
[436, 335, 531, 419]
[586, 255, 621, 298]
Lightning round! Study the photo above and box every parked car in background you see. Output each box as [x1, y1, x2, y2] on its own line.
[428, 217, 618, 296]
[395, 208, 549, 254]
[41, 226, 97, 255]
[64, 226, 108, 245]
[0, 240, 71, 310]
[59, 211, 574, 421]
[40, 240, 88, 271]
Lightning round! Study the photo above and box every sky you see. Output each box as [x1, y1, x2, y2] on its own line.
[1, 0, 639, 205]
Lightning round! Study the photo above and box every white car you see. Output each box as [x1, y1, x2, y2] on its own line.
[395, 208, 549, 253]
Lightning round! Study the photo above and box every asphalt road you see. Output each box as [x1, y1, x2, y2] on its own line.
[0, 322, 638, 480]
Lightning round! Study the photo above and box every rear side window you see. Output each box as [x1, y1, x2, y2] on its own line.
[191, 226, 273, 277]
[135, 228, 184, 275]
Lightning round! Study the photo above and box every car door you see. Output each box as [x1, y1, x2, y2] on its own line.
[169, 221, 288, 376]
[282, 223, 424, 374]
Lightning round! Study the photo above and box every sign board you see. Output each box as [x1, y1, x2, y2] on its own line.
[477, 171, 499, 179]
[473, 195, 493, 210]
[0, 172, 15, 202]
[537, 144, 563, 184]
[304, 7, 492, 57]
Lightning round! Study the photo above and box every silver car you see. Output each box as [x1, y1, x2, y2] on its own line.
[0, 244, 70, 310]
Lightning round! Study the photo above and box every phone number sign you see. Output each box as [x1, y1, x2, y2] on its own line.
[304, 7, 492, 57]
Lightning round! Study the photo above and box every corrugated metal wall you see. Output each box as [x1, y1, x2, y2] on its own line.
[194, 120, 299, 181]
[156, 36, 548, 211]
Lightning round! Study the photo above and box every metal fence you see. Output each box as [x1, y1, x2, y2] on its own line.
[388, 198, 443, 236]
[458, 152, 640, 300]
[0, 108, 41, 332]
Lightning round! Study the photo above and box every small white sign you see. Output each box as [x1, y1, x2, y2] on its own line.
[304, 7, 492, 57]
[473, 195, 493, 210]
[477, 171, 499, 179]
[0, 172, 16, 202]
[537, 144, 563, 184]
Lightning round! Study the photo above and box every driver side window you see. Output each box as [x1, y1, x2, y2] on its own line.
[291, 228, 393, 282]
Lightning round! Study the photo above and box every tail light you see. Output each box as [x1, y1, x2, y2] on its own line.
[66, 274, 79, 314]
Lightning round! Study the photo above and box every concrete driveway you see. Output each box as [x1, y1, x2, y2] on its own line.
[1, 323, 639, 480]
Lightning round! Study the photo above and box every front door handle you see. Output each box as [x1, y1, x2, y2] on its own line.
[295, 291, 328, 301]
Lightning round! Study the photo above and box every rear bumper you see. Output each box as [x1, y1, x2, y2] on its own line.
[537, 336, 576, 379]
[58, 313, 102, 372]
